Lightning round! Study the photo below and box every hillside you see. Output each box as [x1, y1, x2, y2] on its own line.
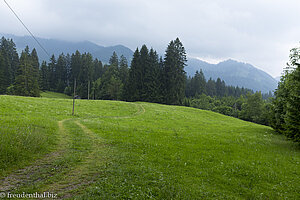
[40, 91, 72, 99]
[0, 95, 299, 199]
[186, 58, 278, 93]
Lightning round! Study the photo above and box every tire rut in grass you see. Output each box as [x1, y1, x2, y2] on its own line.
[0, 119, 71, 192]
[41, 120, 109, 199]
[0, 103, 143, 197]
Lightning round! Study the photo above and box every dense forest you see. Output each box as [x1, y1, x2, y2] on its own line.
[270, 47, 300, 142]
[0, 36, 299, 142]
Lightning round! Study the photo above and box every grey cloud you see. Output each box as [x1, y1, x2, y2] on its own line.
[1, 0, 299, 77]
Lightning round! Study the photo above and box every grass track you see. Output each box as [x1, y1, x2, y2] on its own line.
[0, 95, 299, 199]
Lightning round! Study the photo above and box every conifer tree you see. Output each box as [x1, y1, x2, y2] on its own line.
[48, 55, 56, 91]
[216, 78, 222, 97]
[163, 38, 187, 105]
[0, 37, 12, 91]
[109, 51, 119, 67]
[206, 78, 216, 97]
[107, 75, 123, 100]
[93, 58, 103, 81]
[39, 61, 49, 91]
[0, 37, 19, 93]
[29, 48, 40, 96]
[146, 48, 162, 102]
[191, 70, 206, 96]
[97, 54, 121, 100]
[119, 55, 129, 85]
[0, 51, 5, 93]
[139, 45, 149, 101]
[125, 48, 141, 101]
[70, 50, 81, 96]
[55, 53, 68, 92]
[14, 46, 39, 96]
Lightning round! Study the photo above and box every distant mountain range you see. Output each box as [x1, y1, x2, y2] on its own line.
[186, 59, 278, 93]
[1, 33, 133, 64]
[1, 33, 278, 93]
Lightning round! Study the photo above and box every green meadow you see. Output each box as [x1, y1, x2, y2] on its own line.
[0, 94, 299, 199]
[40, 91, 72, 99]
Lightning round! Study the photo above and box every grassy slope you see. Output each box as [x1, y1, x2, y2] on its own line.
[0, 95, 299, 199]
[40, 91, 72, 99]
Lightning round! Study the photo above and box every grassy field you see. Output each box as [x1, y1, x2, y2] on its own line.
[40, 91, 72, 99]
[0, 94, 299, 199]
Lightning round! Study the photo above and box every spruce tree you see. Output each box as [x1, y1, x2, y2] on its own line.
[14, 46, 39, 97]
[70, 50, 81, 96]
[29, 48, 40, 96]
[55, 53, 68, 92]
[93, 58, 103, 81]
[125, 48, 141, 101]
[216, 78, 222, 97]
[39, 61, 49, 91]
[109, 51, 119, 67]
[48, 55, 57, 91]
[139, 45, 149, 101]
[146, 48, 162, 102]
[163, 38, 187, 105]
[185, 76, 192, 97]
[76, 53, 94, 99]
[0, 37, 12, 90]
[0, 37, 19, 93]
[0, 51, 5, 94]
[191, 70, 206, 96]
[107, 75, 123, 100]
[97, 53, 121, 100]
[119, 55, 129, 85]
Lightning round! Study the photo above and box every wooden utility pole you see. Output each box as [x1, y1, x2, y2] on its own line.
[88, 80, 90, 100]
[72, 78, 76, 115]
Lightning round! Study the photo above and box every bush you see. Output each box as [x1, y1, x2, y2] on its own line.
[212, 106, 234, 116]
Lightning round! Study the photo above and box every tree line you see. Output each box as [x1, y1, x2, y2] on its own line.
[0, 37, 187, 106]
[181, 67, 272, 126]
[184, 91, 272, 126]
[0, 36, 298, 142]
[186, 70, 255, 98]
[124, 38, 186, 105]
[0, 37, 40, 97]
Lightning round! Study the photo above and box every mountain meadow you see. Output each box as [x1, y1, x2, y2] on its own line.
[0, 35, 300, 199]
[0, 94, 299, 199]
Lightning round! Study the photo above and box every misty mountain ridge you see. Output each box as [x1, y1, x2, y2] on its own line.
[186, 58, 278, 93]
[1, 33, 133, 64]
[1, 33, 277, 93]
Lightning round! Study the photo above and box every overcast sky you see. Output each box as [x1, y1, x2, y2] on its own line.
[1, 0, 299, 77]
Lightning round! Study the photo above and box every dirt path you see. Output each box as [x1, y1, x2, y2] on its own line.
[0, 103, 146, 198]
